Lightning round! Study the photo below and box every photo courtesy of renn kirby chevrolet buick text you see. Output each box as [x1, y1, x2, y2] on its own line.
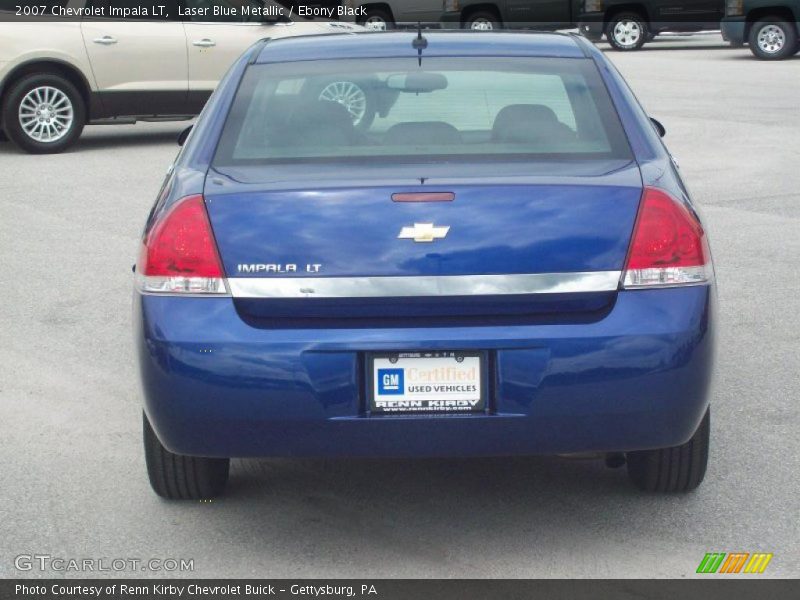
[134, 30, 716, 500]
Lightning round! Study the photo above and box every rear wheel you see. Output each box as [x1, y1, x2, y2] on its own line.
[748, 18, 798, 60]
[465, 10, 501, 31]
[358, 8, 394, 31]
[2, 73, 85, 154]
[143, 412, 229, 499]
[626, 408, 710, 492]
[606, 12, 649, 51]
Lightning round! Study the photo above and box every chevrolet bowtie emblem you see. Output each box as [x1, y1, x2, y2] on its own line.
[397, 223, 450, 243]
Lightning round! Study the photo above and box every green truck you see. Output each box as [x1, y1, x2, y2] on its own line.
[439, 0, 725, 50]
[721, 0, 800, 59]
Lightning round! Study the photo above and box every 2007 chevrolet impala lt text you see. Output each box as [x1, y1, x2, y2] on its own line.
[134, 31, 716, 499]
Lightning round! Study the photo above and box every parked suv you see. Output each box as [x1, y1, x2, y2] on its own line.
[339, 0, 456, 29]
[0, 0, 362, 153]
[438, 0, 724, 51]
[579, 0, 725, 50]
[721, 0, 800, 59]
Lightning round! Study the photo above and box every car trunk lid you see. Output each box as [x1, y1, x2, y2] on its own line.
[204, 160, 642, 320]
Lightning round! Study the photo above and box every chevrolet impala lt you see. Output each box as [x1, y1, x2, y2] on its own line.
[134, 31, 716, 499]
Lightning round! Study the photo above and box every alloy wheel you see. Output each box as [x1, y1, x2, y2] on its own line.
[470, 18, 494, 31]
[18, 85, 74, 143]
[318, 81, 368, 127]
[613, 20, 642, 48]
[756, 24, 786, 54]
[364, 16, 387, 31]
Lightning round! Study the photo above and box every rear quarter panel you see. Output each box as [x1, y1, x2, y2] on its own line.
[0, 23, 97, 93]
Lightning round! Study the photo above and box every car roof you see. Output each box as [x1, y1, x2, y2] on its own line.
[255, 31, 588, 64]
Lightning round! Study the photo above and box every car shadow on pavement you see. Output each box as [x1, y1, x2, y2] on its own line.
[179, 454, 703, 567]
[228, 454, 631, 503]
[74, 128, 186, 151]
[597, 37, 730, 52]
[721, 53, 800, 60]
[0, 127, 185, 155]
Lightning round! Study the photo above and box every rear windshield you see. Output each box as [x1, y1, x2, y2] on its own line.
[213, 57, 631, 166]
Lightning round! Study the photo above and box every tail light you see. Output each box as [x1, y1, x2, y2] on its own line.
[136, 195, 228, 295]
[622, 187, 712, 289]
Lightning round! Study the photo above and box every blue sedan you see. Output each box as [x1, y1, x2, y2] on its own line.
[135, 31, 715, 499]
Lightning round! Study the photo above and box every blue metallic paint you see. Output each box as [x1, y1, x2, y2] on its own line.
[136, 32, 715, 459]
[206, 181, 641, 278]
[136, 286, 713, 457]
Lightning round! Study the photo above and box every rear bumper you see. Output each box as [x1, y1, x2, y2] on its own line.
[721, 17, 746, 45]
[136, 286, 715, 458]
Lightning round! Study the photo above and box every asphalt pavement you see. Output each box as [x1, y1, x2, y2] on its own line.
[1, 34, 798, 578]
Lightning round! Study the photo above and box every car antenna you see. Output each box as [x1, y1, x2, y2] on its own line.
[412, 22, 427, 67]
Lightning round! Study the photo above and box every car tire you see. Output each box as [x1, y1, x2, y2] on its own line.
[748, 18, 798, 60]
[1, 73, 85, 154]
[626, 408, 709, 492]
[143, 412, 229, 499]
[358, 8, 394, 31]
[465, 11, 501, 31]
[314, 79, 376, 131]
[606, 12, 649, 51]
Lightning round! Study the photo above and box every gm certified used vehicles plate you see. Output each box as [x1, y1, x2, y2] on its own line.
[369, 352, 486, 414]
[134, 31, 716, 499]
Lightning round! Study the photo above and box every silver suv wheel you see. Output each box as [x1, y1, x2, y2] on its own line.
[470, 18, 494, 31]
[612, 20, 643, 49]
[748, 18, 798, 60]
[605, 13, 649, 51]
[756, 24, 786, 54]
[3, 73, 86, 153]
[364, 16, 388, 31]
[18, 85, 74, 143]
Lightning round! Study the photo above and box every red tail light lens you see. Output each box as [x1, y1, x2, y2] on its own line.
[136, 195, 227, 294]
[623, 187, 712, 288]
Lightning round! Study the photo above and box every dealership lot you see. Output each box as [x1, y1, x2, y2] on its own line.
[1, 34, 798, 578]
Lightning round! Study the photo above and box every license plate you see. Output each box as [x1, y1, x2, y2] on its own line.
[369, 352, 485, 415]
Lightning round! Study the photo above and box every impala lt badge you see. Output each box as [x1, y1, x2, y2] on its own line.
[237, 263, 322, 274]
[397, 223, 450, 243]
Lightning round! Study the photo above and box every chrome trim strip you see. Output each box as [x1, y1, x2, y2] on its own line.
[228, 271, 622, 299]
[135, 274, 230, 296]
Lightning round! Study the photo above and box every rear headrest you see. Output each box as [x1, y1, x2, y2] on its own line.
[383, 121, 462, 146]
[492, 104, 572, 144]
[287, 99, 356, 146]
[301, 99, 354, 127]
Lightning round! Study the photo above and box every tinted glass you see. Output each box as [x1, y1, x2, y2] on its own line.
[214, 57, 632, 166]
